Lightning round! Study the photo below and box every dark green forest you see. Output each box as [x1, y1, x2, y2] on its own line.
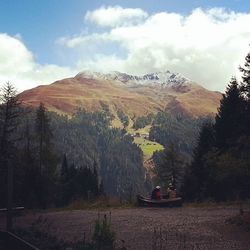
[0, 99, 145, 208]
[133, 113, 154, 130]
[149, 112, 209, 192]
[182, 52, 250, 201]
[149, 111, 209, 159]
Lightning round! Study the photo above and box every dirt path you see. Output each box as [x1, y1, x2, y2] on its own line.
[1, 206, 250, 249]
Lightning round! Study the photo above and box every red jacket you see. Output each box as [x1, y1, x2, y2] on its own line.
[155, 189, 161, 200]
[151, 188, 161, 200]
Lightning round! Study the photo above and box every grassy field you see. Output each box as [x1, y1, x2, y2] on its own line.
[127, 123, 164, 161]
[133, 136, 164, 161]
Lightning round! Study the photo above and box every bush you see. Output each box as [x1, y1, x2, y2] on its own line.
[92, 213, 115, 250]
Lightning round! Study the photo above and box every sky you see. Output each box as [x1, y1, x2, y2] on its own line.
[0, 0, 250, 92]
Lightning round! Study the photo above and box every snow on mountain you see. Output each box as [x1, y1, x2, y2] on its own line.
[76, 70, 191, 87]
[20, 69, 221, 118]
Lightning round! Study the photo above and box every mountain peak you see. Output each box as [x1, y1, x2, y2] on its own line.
[75, 70, 191, 87]
[20, 69, 221, 118]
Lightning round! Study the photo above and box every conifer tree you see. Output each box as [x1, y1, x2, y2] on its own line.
[239, 50, 250, 135]
[60, 154, 70, 206]
[35, 103, 52, 174]
[214, 77, 244, 148]
[154, 143, 184, 189]
[0, 82, 21, 230]
[240, 50, 250, 99]
[93, 162, 99, 195]
[61, 154, 69, 181]
[0, 82, 21, 164]
[183, 121, 215, 200]
[21, 119, 38, 208]
[35, 103, 57, 208]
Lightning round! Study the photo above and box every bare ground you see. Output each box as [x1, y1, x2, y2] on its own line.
[1, 206, 250, 250]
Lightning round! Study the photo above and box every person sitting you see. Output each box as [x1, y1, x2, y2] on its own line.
[167, 185, 177, 199]
[151, 186, 161, 200]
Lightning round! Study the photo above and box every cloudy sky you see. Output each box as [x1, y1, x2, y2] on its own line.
[0, 0, 250, 92]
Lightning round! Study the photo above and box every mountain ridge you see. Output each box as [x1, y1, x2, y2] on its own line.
[19, 70, 222, 122]
[76, 70, 191, 87]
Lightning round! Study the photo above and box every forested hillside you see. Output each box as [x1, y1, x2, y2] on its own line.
[0, 99, 145, 208]
[149, 112, 210, 159]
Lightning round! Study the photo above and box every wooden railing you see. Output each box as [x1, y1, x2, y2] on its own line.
[0, 207, 24, 216]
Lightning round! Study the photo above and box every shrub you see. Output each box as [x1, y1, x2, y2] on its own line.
[92, 213, 115, 250]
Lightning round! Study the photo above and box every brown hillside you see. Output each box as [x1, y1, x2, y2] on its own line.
[19, 73, 221, 119]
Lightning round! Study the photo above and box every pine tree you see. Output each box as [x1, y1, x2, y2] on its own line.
[60, 154, 70, 206]
[35, 103, 57, 208]
[93, 162, 99, 195]
[99, 180, 105, 196]
[61, 154, 69, 181]
[214, 77, 244, 148]
[240, 50, 250, 99]
[35, 103, 52, 174]
[239, 50, 250, 135]
[154, 143, 184, 190]
[183, 121, 215, 200]
[0, 82, 21, 230]
[0, 82, 21, 164]
[21, 118, 38, 208]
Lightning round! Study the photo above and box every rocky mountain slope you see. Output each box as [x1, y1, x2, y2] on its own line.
[19, 70, 221, 119]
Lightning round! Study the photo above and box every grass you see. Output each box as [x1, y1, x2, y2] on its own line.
[50, 197, 136, 212]
[185, 199, 250, 208]
[133, 136, 164, 161]
[126, 122, 164, 161]
[28, 197, 137, 214]
[47, 199, 250, 212]
[14, 211, 127, 250]
[111, 117, 123, 128]
[226, 212, 250, 231]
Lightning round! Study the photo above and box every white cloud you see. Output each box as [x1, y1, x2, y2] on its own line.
[76, 54, 126, 73]
[0, 33, 75, 92]
[2, 7, 250, 92]
[85, 5, 148, 27]
[60, 7, 250, 91]
[57, 33, 111, 48]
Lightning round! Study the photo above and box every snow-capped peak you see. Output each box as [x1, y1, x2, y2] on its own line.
[76, 70, 191, 87]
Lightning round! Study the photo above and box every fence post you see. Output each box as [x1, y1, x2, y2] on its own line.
[7, 163, 13, 231]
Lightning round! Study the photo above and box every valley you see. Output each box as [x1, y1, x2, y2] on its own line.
[18, 70, 221, 164]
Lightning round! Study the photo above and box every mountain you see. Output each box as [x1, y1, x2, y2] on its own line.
[19, 70, 221, 121]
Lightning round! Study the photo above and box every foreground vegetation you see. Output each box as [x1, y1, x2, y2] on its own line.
[10, 205, 250, 250]
[14, 213, 126, 250]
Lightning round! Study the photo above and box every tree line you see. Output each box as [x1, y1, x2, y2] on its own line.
[182, 51, 250, 200]
[0, 93, 146, 209]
